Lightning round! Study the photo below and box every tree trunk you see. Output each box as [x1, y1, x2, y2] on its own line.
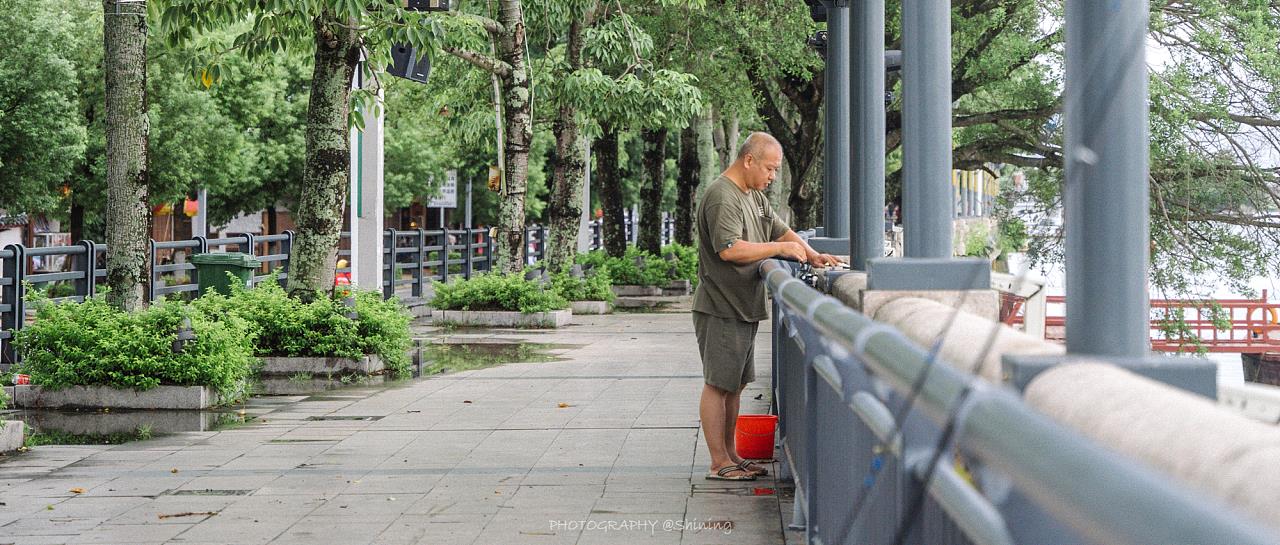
[695, 110, 718, 202]
[675, 126, 698, 246]
[638, 128, 668, 255]
[546, 19, 586, 272]
[103, 0, 150, 311]
[594, 124, 625, 257]
[494, 0, 532, 273]
[287, 15, 360, 299]
[711, 108, 728, 169]
[723, 114, 739, 164]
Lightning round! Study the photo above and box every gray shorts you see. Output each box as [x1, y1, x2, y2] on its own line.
[693, 311, 759, 393]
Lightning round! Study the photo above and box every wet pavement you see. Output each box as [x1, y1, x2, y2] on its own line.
[0, 306, 788, 544]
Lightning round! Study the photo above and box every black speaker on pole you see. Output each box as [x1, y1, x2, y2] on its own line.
[404, 0, 450, 11]
[389, 43, 431, 84]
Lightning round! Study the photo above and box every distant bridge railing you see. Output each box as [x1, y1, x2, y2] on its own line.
[762, 259, 1275, 545]
[1002, 291, 1280, 354]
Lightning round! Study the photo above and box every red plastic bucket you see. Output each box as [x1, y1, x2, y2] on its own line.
[735, 414, 778, 460]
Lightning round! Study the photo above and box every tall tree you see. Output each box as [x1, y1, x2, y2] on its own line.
[0, 0, 87, 217]
[160, 0, 444, 296]
[545, 15, 591, 272]
[637, 127, 668, 254]
[438, 0, 533, 272]
[675, 124, 698, 245]
[103, 0, 151, 311]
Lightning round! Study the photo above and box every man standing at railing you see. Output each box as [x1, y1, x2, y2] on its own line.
[693, 132, 843, 480]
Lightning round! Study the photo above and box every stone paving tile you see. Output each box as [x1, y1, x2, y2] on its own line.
[0, 310, 784, 545]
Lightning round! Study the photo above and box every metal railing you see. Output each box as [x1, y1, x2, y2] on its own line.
[1, 215, 688, 364]
[763, 259, 1276, 545]
[0, 228, 497, 364]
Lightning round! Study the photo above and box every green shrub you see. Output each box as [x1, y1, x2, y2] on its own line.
[191, 277, 412, 377]
[661, 243, 698, 286]
[575, 248, 667, 286]
[431, 272, 568, 313]
[550, 269, 614, 302]
[13, 292, 256, 395]
[575, 246, 697, 287]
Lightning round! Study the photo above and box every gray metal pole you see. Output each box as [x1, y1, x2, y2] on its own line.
[465, 177, 473, 229]
[823, 0, 851, 239]
[850, 0, 885, 269]
[1065, 0, 1149, 357]
[901, 0, 952, 258]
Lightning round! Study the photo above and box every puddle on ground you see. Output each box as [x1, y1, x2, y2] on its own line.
[416, 340, 575, 376]
[253, 374, 388, 396]
[2, 407, 257, 447]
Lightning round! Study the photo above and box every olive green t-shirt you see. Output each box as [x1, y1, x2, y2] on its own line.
[692, 175, 790, 322]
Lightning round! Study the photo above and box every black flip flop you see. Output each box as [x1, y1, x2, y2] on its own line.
[706, 465, 757, 481]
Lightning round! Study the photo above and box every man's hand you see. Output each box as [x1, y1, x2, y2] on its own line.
[805, 248, 846, 268]
[774, 241, 808, 262]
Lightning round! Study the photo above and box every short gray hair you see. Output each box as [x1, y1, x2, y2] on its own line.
[736, 132, 782, 160]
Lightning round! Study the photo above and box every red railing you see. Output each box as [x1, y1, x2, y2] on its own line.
[1005, 290, 1280, 354]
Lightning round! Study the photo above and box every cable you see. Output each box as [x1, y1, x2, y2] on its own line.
[890, 274, 1023, 545]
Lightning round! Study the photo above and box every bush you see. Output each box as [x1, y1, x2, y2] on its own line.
[13, 292, 256, 395]
[576, 245, 697, 287]
[190, 276, 412, 377]
[661, 243, 698, 286]
[550, 269, 614, 302]
[431, 272, 568, 313]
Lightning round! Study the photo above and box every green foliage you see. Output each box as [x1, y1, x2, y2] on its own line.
[431, 273, 569, 313]
[190, 277, 412, 377]
[961, 223, 994, 258]
[13, 292, 256, 395]
[0, 0, 88, 215]
[575, 246, 693, 286]
[661, 243, 699, 285]
[550, 270, 614, 302]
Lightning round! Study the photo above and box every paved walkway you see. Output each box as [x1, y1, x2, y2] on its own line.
[0, 307, 791, 544]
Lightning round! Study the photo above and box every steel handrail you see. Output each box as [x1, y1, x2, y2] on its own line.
[759, 259, 1278, 545]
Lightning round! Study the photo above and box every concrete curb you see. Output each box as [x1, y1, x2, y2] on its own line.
[0, 420, 23, 454]
[661, 280, 692, 296]
[432, 309, 572, 328]
[259, 355, 385, 376]
[611, 285, 663, 297]
[569, 301, 612, 315]
[13, 384, 233, 410]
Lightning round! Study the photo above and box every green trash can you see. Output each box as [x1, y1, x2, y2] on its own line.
[191, 252, 261, 296]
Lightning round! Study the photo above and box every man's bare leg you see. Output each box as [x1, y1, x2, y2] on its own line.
[701, 383, 752, 477]
[723, 386, 766, 474]
[723, 387, 741, 461]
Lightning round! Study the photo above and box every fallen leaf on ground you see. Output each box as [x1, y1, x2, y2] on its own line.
[69, 488, 85, 494]
[463, 400, 472, 404]
[557, 402, 571, 408]
[158, 511, 218, 520]
[170, 468, 179, 474]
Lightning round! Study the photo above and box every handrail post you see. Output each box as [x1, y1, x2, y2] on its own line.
[438, 230, 450, 284]
[76, 240, 96, 299]
[486, 232, 496, 272]
[413, 228, 425, 297]
[464, 229, 475, 279]
[383, 229, 395, 300]
[277, 231, 291, 287]
[147, 239, 158, 303]
[241, 233, 257, 287]
[2, 244, 25, 365]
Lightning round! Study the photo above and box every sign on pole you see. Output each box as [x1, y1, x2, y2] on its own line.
[428, 170, 458, 209]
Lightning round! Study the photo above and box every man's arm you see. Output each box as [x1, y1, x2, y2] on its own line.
[718, 239, 807, 265]
[774, 230, 847, 268]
